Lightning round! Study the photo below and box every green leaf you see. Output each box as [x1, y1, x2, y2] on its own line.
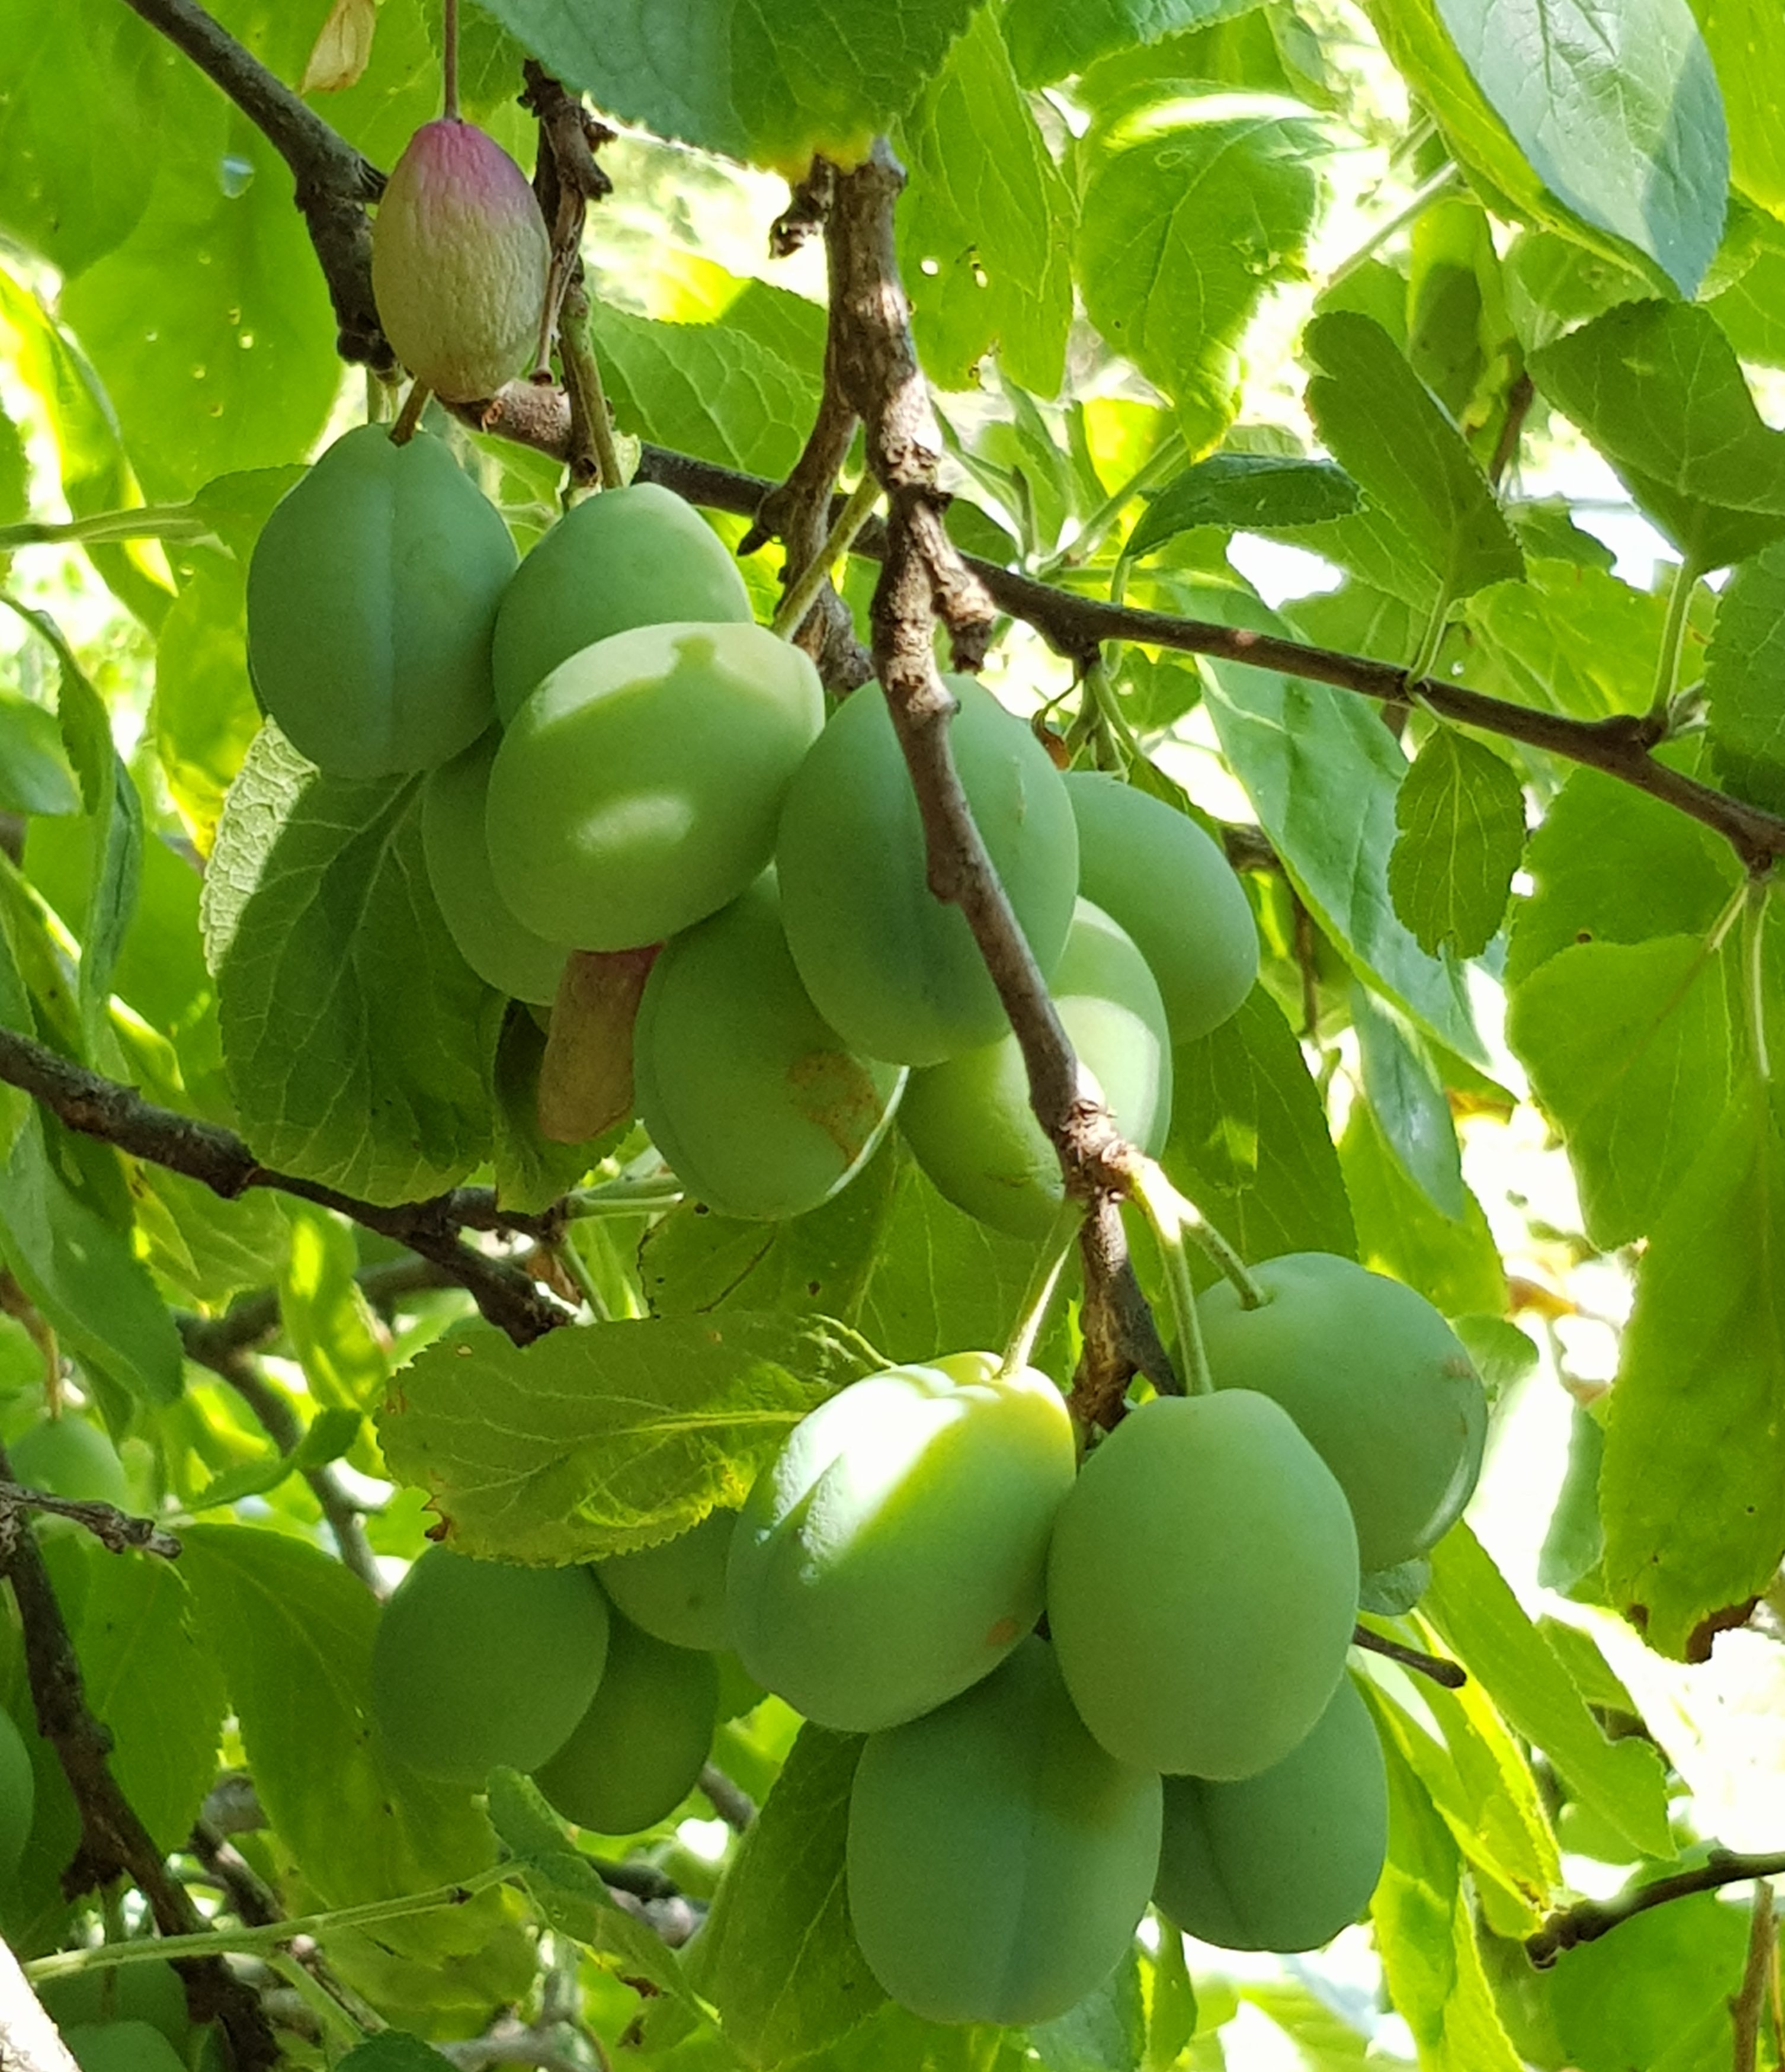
[896, 7, 1076, 396]
[1704, 537, 1785, 814]
[1163, 986, 1358, 1266]
[1005, 0, 1258, 83]
[1339, 1098, 1507, 1317]
[1463, 558, 1674, 721]
[1031, 1950, 1146, 2071]
[337, 2035, 455, 2071]
[278, 1203, 390, 1410]
[56, 1544, 226, 1855]
[214, 758, 497, 1205]
[1129, 456, 1359, 559]
[1507, 934, 1732, 1248]
[199, 721, 313, 971]
[589, 303, 819, 482]
[690, 1724, 885, 2066]
[1530, 299, 1785, 569]
[376, 1313, 881, 1562]
[0, 400, 25, 527]
[1387, 728, 1526, 959]
[130, 1165, 289, 1306]
[1691, 0, 1785, 219]
[178, 1523, 507, 1956]
[1431, 0, 1728, 296]
[1303, 311, 1523, 613]
[642, 1137, 898, 1321]
[1079, 108, 1321, 451]
[1352, 986, 1466, 1219]
[152, 558, 261, 850]
[1144, 1922, 1197, 2071]
[1422, 1525, 1675, 1856]
[1600, 1088, 1785, 1658]
[60, 122, 340, 501]
[0, 692, 79, 819]
[475, 0, 978, 169]
[0, 1114, 183, 1406]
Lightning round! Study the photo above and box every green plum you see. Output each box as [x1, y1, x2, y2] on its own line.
[1154, 1674, 1387, 1951]
[1046, 1391, 1359, 1779]
[486, 622, 824, 950]
[246, 424, 515, 779]
[492, 482, 754, 723]
[0, 1702, 33, 1879]
[533, 1613, 718, 1834]
[847, 1637, 1161, 2026]
[1063, 771, 1258, 1043]
[633, 872, 905, 1220]
[1198, 1253, 1488, 1571]
[898, 899, 1171, 1237]
[594, 1510, 736, 1653]
[728, 1353, 1075, 1732]
[775, 677, 1079, 1065]
[370, 1545, 610, 1784]
[421, 731, 570, 1004]
[9, 1417, 129, 1509]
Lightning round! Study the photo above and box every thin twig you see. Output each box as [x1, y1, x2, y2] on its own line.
[1526, 1852, 1785, 1968]
[698, 1764, 756, 1833]
[1352, 1623, 1467, 1689]
[0, 1484, 181, 1560]
[1733, 1881, 1776, 2072]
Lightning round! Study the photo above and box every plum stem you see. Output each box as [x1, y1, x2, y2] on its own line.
[1135, 1161, 1265, 1311]
[771, 472, 883, 642]
[389, 377, 431, 444]
[1000, 1197, 1081, 1379]
[441, 0, 459, 120]
[1130, 1161, 1213, 1397]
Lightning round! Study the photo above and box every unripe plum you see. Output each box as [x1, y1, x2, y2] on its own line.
[898, 899, 1171, 1238]
[0, 1702, 33, 1879]
[63, 2025, 188, 2072]
[1197, 1253, 1488, 1572]
[727, 1353, 1075, 1732]
[595, 1510, 736, 1653]
[492, 484, 754, 723]
[847, 1637, 1161, 2026]
[1046, 1391, 1359, 1779]
[9, 1417, 129, 1509]
[370, 1545, 609, 1784]
[486, 622, 824, 951]
[533, 1613, 719, 1834]
[422, 732, 569, 1004]
[775, 678, 1079, 1065]
[1153, 1673, 1387, 1951]
[246, 424, 515, 779]
[1063, 771, 1259, 1043]
[633, 873, 905, 1221]
[371, 119, 550, 403]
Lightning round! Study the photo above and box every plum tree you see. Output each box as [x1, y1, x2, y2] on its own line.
[246, 425, 517, 779]
[8, 1417, 129, 1509]
[1046, 1392, 1359, 1778]
[1153, 1673, 1389, 1951]
[846, 1637, 1162, 2026]
[533, 1613, 719, 1835]
[775, 678, 1079, 1065]
[898, 899, 1171, 1237]
[421, 733, 569, 1005]
[1062, 771, 1260, 1043]
[727, 1353, 1075, 1731]
[0, 1703, 32, 1880]
[62, 2024, 189, 2072]
[633, 873, 906, 1220]
[594, 1511, 735, 1653]
[486, 623, 824, 950]
[370, 120, 551, 403]
[370, 1545, 610, 1784]
[1197, 1253, 1488, 1571]
[39, 1964, 190, 2054]
[492, 483, 755, 723]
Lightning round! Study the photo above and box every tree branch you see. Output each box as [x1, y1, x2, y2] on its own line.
[0, 1024, 571, 1344]
[0, 1483, 181, 1560]
[1526, 1852, 1785, 1968]
[0, 1935, 79, 2072]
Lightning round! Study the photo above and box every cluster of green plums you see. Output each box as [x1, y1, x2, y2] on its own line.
[245, 433, 1261, 1226]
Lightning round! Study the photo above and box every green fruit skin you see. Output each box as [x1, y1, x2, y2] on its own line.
[63, 2023, 188, 2072]
[370, 1545, 610, 1785]
[486, 622, 825, 951]
[1047, 1392, 1359, 1780]
[633, 873, 906, 1221]
[533, 1613, 719, 1834]
[776, 678, 1080, 1065]
[1063, 771, 1259, 1044]
[246, 424, 516, 779]
[40, 1963, 190, 2052]
[595, 1510, 736, 1653]
[1153, 1673, 1387, 1952]
[899, 899, 1171, 1238]
[847, 1637, 1162, 2026]
[9, 1418, 129, 1508]
[492, 483, 754, 723]
[421, 732, 569, 1004]
[728, 1353, 1076, 1732]
[1197, 1253, 1488, 1573]
[0, 1702, 33, 1880]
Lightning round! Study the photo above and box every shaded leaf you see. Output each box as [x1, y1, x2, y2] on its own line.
[1005, 0, 1260, 84]
[1704, 536, 1785, 814]
[1130, 455, 1359, 560]
[1352, 987, 1465, 1218]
